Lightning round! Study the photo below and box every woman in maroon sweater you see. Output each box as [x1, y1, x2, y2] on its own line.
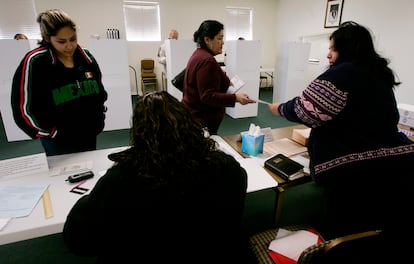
[182, 20, 255, 135]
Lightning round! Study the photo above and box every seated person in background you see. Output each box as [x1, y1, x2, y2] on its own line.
[63, 91, 254, 263]
[14, 33, 28, 40]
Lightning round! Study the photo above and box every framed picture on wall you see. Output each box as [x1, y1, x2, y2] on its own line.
[324, 0, 344, 28]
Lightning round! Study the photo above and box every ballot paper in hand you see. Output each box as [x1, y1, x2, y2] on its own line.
[227, 75, 245, 94]
[257, 99, 271, 105]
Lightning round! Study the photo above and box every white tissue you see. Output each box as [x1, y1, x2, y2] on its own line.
[253, 126, 261, 136]
[248, 123, 256, 135]
[247, 123, 262, 136]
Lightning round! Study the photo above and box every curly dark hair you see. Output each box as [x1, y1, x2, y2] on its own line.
[108, 91, 221, 184]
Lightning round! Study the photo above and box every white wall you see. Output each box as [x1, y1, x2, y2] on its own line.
[273, 0, 414, 105]
[11, 0, 414, 105]
[34, 0, 278, 95]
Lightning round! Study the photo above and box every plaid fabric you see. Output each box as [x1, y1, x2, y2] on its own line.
[249, 228, 278, 264]
[297, 240, 329, 264]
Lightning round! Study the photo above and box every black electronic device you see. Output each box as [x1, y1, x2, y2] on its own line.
[66, 171, 94, 183]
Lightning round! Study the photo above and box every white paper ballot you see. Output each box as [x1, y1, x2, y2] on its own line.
[227, 75, 245, 94]
[238, 158, 277, 192]
[257, 99, 271, 105]
[0, 184, 49, 218]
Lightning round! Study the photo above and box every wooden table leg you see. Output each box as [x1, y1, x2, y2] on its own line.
[274, 186, 286, 226]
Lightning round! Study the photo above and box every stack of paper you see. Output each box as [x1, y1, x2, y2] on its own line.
[291, 128, 311, 146]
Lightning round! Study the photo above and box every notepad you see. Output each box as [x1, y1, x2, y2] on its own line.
[0, 184, 49, 218]
[264, 138, 307, 157]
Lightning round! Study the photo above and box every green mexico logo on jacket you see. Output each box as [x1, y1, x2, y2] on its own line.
[52, 79, 100, 105]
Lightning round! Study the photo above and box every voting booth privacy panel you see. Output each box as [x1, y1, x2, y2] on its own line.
[273, 42, 311, 103]
[225, 40, 261, 118]
[0, 40, 32, 141]
[89, 39, 133, 131]
[0, 39, 133, 142]
[165, 39, 196, 101]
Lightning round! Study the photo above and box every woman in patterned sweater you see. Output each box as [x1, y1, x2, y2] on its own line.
[268, 21, 414, 260]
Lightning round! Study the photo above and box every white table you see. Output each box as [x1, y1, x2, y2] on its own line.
[211, 135, 277, 193]
[0, 147, 124, 245]
[0, 139, 277, 245]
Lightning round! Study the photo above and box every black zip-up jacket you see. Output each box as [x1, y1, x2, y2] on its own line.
[11, 45, 108, 143]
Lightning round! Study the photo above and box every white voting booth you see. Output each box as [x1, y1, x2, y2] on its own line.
[273, 42, 311, 102]
[165, 39, 196, 101]
[89, 39, 133, 131]
[225, 40, 261, 118]
[0, 40, 33, 141]
[0, 39, 132, 142]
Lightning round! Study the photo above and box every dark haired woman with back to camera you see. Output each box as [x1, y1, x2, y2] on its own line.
[63, 91, 257, 263]
[268, 21, 414, 262]
[182, 19, 256, 135]
[11, 9, 107, 156]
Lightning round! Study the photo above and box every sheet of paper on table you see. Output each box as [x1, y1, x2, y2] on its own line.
[238, 158, 278, 192]
[0, 184, 49, 218]
[264, 138, 307, 157]
[0, 153, 49, 182]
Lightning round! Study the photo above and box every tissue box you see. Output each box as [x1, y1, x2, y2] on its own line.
[241, 132, 265, 156]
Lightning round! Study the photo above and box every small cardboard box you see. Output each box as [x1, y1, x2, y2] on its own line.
[291, 128, 311, 146]
[241, 132, 265, 156]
